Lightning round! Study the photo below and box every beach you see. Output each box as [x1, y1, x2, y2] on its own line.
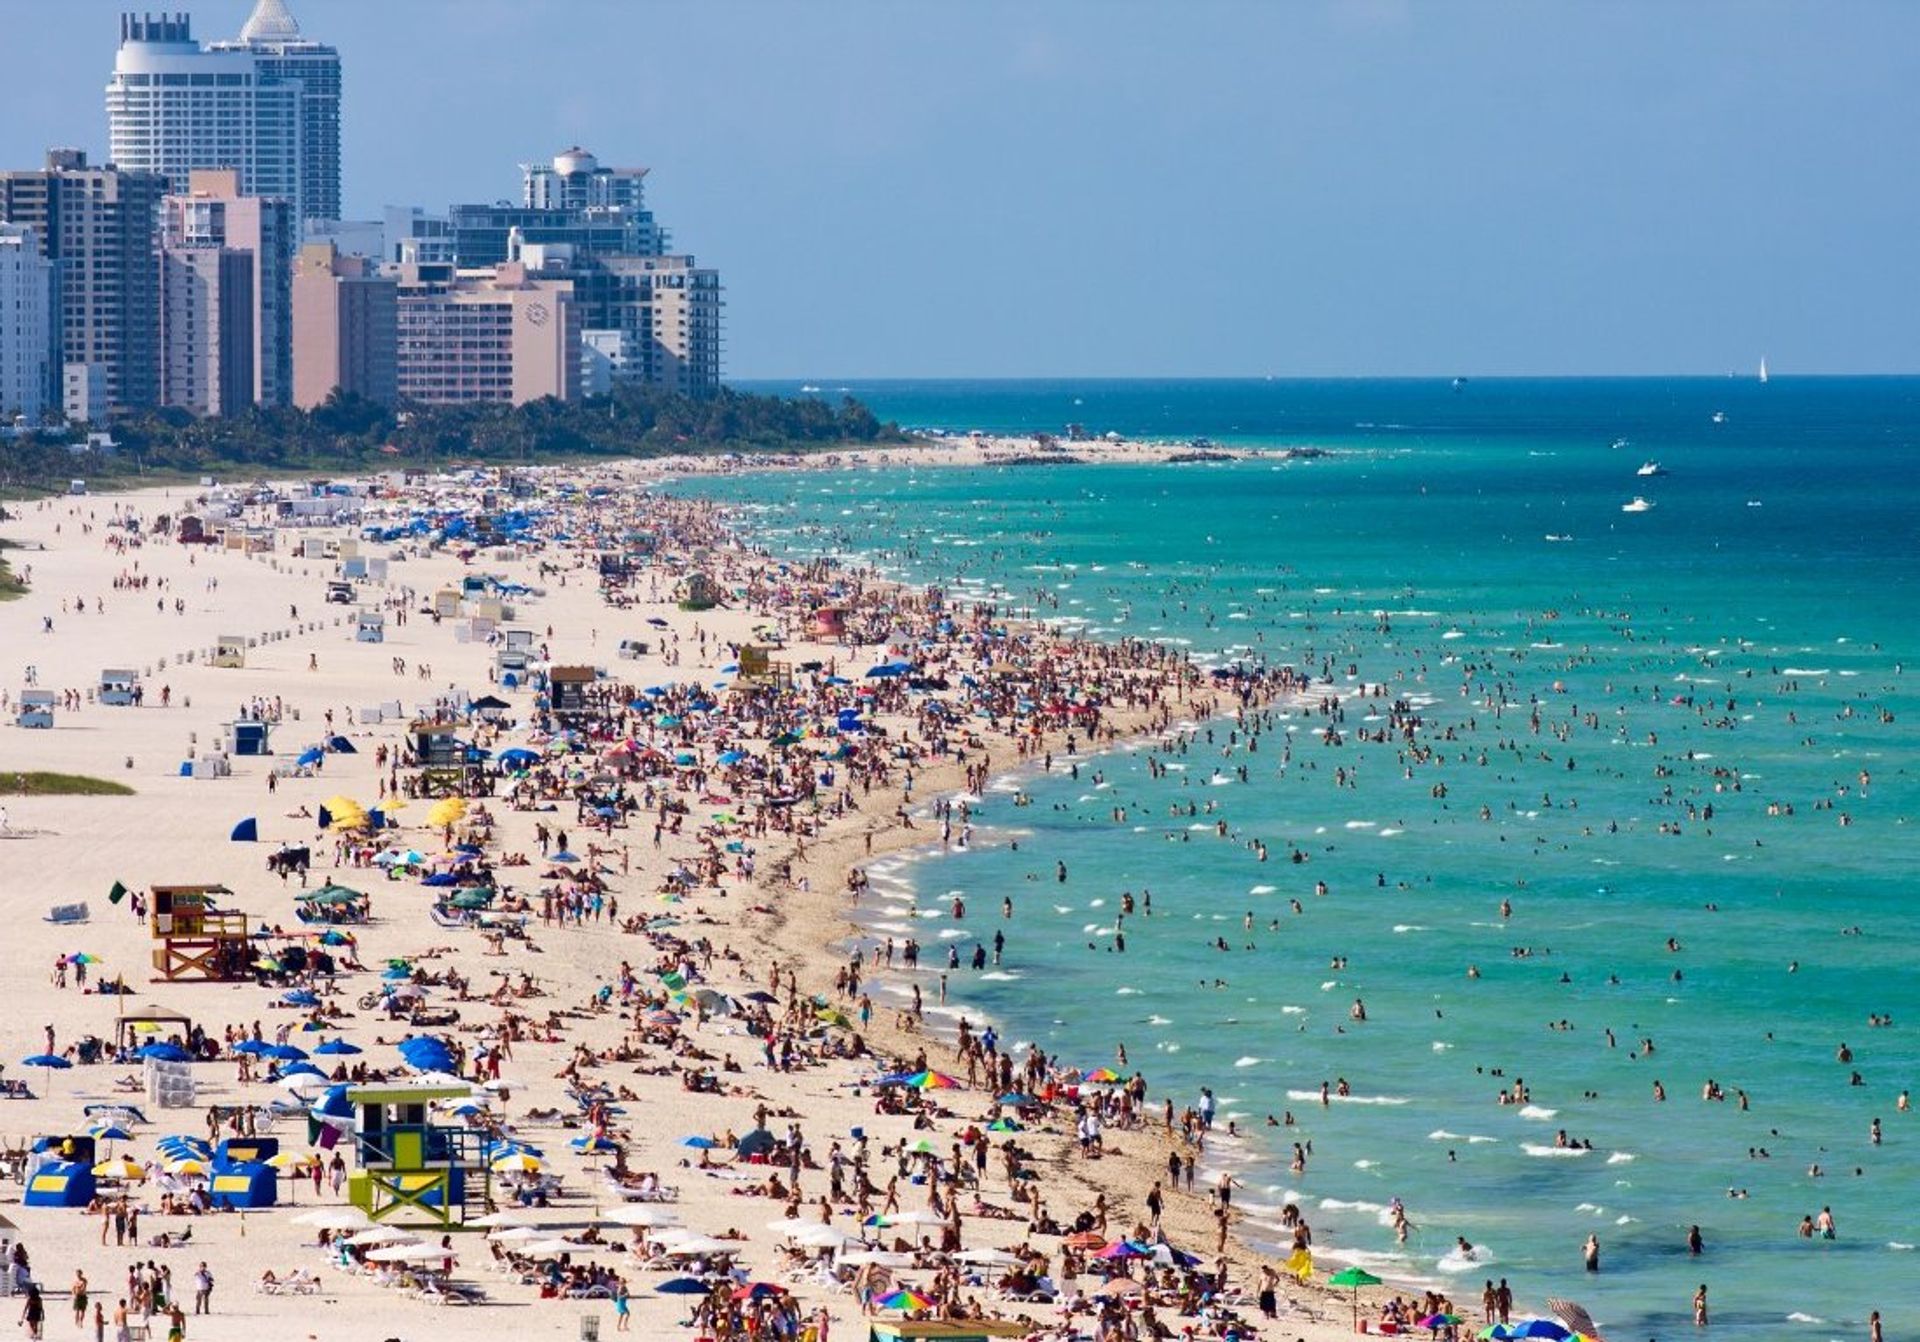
[0, 466, 1365, 1342]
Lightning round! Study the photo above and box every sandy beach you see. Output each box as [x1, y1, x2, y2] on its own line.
[0, 469, 1371, 1342]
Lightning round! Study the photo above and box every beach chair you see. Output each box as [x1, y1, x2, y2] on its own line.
[0, 1080, 33, 1101]
[43, 902, 89, 925]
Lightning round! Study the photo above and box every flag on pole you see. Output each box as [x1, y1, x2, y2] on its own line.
[108, 881, 128, 905]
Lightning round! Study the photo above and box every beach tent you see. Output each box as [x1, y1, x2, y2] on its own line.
[230, 817, 258, 843]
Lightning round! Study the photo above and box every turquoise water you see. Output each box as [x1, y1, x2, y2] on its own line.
[699, 380, 1920, 1337]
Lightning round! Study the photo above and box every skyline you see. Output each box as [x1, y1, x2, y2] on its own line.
[4, 0, 1915, 380]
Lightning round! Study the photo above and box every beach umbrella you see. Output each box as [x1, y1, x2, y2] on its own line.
[278, 1062, 326, 1081]
[87, 1123, 134, 1145]
[662, 1237, 735, 1257]
[280, 989, 320, 1008]
[92, 1158, 146, 1181]
[1096, 1239, 1149, 1260]
[602, 1205, 680, 1228]
[985, 1117, 1023, 1132]
[491, 1152, 546, 1173]
[296, 748, 325, 768]
[487, 1228, 544, 1244]
[655, 1278, 710, 1295]
[468, 1210, 535, 1230]
[20, 1054, 69, 1090]
[259, 1043, 308, 1061]
[313, 1039, 361, 1056]
[133, 1042, 190, 1063]
[679, 1135, 718, 1149]
[735, 1128, 776, 1158]
[1422, 1315, 1465, 1333]
[955, 1247, 1021, 1266]
[1328, 1266, 1382, 1327]
[345, 1226, 420, 1247]
[165, 1158, 209, 1178]
[1546, 1299, 1606, 1342]
[570, 1135, 620, 1154]
[732, 1282, 786, 1301]
[1507, 1324, 1573, 1341]
[1081, 1067, 1122, 1084]
[367, 1244, 455, 1265]
[1063, 1231, 1107, 1250]
[874, 1289, 935, 1312]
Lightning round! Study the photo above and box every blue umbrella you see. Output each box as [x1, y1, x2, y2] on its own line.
[570, 1135, 619, 1153]
[296, 747, 325, 767]
[259, 1043, 308, 1061]
[716, 750, 746, 765]
[679, 1136, 718, 1149]
[549, 850, 581, 864]
[281, 990, 320, 1008]
[313, 1039, 361, 1056]
[231, 1040, 268, 1056]
[133, 1043, 190, 1063]
[656, 1277, 710, 1295]
[497, 748, 539, 766]
[87, 1124, 134, 1142]
[278, 1061, 326, 1079]
[22, 1054, 71, 1069]
[312, 1084, 353, 1118]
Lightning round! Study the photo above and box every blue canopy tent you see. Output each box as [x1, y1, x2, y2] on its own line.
[327, 736, 357, 753]
[296, 747, 325, 767]
[230, 817, 258, 842]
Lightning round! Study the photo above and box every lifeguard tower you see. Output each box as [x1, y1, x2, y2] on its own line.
[408, 722, 473, 797]
[98, 668, 141, 706]
[15, 690, 55, 728]
[149, 885, 252, 983]
[221, 719, 273, 756]
[548, 666, 596, 720]
[212, 635, 247, 668]
[736, 644, 792, 689]
[344, 1083, 487, 1225]
[355, 609, 386, 643]
[676, 571, 719, 612]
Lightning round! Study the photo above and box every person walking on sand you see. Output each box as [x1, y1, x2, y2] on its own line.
[72, 1270, 89, 1329]
[19, 1283, 45, 1339]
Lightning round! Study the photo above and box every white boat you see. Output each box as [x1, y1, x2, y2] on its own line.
[1610, 438, 1630, 450]
[1636, 461, 1666, 477]
[1621, 497, 1655, 513]
[1711, 411, 1728, 424]
[1759, 357, 1768, 384]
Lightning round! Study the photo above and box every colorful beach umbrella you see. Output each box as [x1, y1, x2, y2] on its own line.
[1328, 1266, 1382, 1327]
[873, 1289, 935, 1312]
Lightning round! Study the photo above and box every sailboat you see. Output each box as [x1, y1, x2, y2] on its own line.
[1759, 356, 1769, 384]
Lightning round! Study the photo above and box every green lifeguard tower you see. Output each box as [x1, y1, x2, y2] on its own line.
[344, 1083, 489, 1226]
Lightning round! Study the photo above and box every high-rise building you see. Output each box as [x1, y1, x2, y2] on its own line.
[292, 241, 396, 409]
[0, 224, 55, 422]
[445, 149, 721, 394]
[0, 149, 167, 412]
[394, 261, 580, 406]
[160, 169, 292, 408]
[158, 245, 253, 416]
[107, 2, 341, 229]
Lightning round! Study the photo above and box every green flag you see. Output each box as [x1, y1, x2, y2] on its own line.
[108, 881, 128, 905]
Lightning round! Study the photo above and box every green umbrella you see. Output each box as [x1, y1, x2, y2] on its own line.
[1328, 1267, 1382, 1327]
[298, 883, 364, 905]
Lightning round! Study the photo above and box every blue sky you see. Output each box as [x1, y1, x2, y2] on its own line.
[9, 0, 1916, 378]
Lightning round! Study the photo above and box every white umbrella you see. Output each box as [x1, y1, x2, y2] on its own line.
[662, 1236, 734, 1256]
[602, 1205, 680, 1228]
[766, 1217, 815, 1236]
[838, 1250, 916, 1268]
[292, 1208, 369, 1229]
[346, 1226, 421, 1247]
[791, 1225, 851, 1249]
[280, 1074, 331, 1097]
[955, 1247, 1021, 1266]
[366, 1244, 457, 1264]
[518, 1238, 584, 1255]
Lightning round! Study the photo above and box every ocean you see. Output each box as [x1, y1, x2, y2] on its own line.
[700, 378, 1920, 1338]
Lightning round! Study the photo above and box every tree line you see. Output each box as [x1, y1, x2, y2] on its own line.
[0, 385, 905, 492]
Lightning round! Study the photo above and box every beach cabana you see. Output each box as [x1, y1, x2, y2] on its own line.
[212, 634, 247, 668]
[98, 668, 141, 706]
[230, 817, 259, 842]
[222, 720, 274, 756]
[23, 1161, 95, 1208]
[115, 1000, 194, 1052]
[15, 689, 55, 729]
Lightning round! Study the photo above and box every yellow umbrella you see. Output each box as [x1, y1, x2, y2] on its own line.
[489, 1152, 545, 1174]
[263, 1151, 307, 1169]
[323, 795, 365, 816]
[166, 1158, 209, 1177]
[379, 796, 408, 811]
[425, 798, 467, 829]
[92, 1158, 146, 1181]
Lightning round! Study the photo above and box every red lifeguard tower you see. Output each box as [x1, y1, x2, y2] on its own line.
[149, 885, 253, 982]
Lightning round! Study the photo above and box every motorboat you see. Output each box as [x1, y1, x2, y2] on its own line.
[1621, 497, 1655, 513]
[1636, 461, 1667, 477]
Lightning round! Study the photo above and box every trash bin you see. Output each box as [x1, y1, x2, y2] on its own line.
[579, 1317, 601, 1341]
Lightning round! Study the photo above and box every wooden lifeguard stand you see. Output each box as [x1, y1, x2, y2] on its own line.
[408, 721, 473, 797]
[149, 885, 252, 982]
[736, 645, 792, 690]
[548, 666, 596, 719]
[676, 571, 719, 611]
[344, 1083, 488, 1225]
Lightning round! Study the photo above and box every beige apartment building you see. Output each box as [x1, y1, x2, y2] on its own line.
[394, 261, 579, 405]
[291, 241, 396, 408]
[160, 169, 292, 409]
